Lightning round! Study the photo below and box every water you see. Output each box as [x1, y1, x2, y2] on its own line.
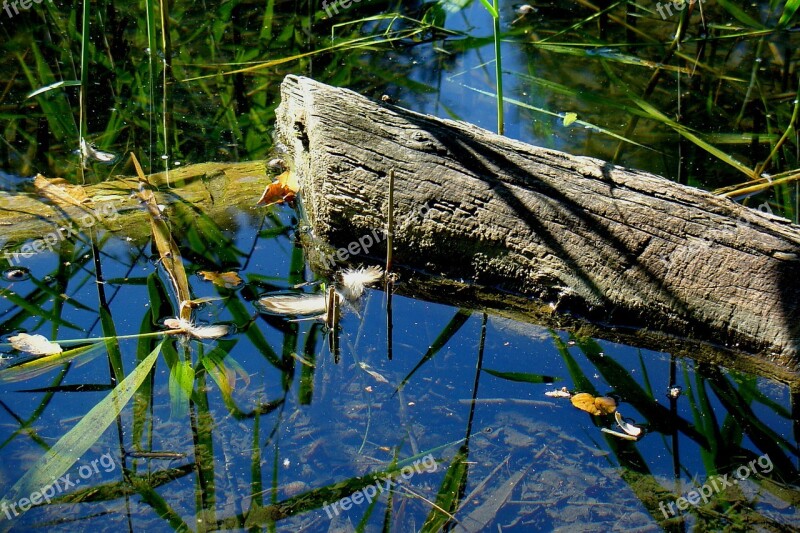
[1, 0, 799, 531]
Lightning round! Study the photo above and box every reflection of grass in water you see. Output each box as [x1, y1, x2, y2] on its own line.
[559, 332, 800, 529]
[1, 0, 800, 529]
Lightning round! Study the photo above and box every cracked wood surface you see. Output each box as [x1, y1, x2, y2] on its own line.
[276, 74, 800, 382]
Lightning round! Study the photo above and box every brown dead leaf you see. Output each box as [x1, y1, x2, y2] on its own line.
[256, 170, 298, 206]
[570, 392, 617, 416]
[130, 153, 193, 320]
[34, 174, 91, 207]
[198, 270, 243, 289]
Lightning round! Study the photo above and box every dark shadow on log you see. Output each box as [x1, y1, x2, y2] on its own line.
[276, 75, 800, 386]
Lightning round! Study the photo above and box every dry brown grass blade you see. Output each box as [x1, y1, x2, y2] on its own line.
[714, 170, 800, 198]
[130, 152, 193, 320]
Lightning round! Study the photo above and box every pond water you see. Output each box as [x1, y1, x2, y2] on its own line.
[1, 0, 800, 532]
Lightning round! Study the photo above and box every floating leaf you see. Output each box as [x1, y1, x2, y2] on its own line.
[483, 368, 560, 384]
[570, 392, 617, 415]
[8, 333, 62, 356]
[256, 170, 298, 206]
[562, 112, 578, 126]
[340, 265, 384, 300]
[198, 270, 243, 289]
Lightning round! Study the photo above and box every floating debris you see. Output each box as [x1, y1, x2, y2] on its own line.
[80, 138, 118, 164]
[3, 267, 30, 282]
[358, 361, 389, 384]
[163, 317, 229, 339]
[667, 385, 682, 399]
[545, 386, 572, 398]
[255, 292, 327, 318]
[614, 411, 643, 438]
[570, 392, 617, 415]
[339, 265, 384, 301]
[8, 333, 63, 356]
[198, 270, 243, 289]
[512, 4, 538, 24]
[600, 427, 639, 441]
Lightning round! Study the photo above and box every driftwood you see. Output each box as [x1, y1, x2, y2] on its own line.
[275, 75, 800, 383]
[0, 161, 268, 252]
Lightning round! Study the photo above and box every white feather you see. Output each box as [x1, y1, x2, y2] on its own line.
[164, 317, 229, 339]
[339, 266, 384, 301]
[256, 293, 327, 317]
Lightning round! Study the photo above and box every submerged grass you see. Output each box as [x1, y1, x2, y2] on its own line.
[0, 0, 799, 530]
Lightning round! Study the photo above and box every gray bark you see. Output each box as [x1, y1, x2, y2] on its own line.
[276, 75, 800, 382]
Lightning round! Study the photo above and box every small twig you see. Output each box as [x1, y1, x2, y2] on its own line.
[386, 168, 395, 360]
[386, 168, 395, 276]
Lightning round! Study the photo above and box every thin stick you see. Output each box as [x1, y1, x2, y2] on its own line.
[387, 287, 393, 361]
[386, 168, 395, 276]
[385, 169, 395, 359]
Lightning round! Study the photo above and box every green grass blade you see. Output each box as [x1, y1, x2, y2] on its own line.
[481, 368, 561, 384]
[0, 287, 82, 331]
[394, 309, 472, 393]
[168, 359, 194, 419]
[0, 341, 163, 512]
[778, 0, 800, 27]
[716, 0, 766, 28]
[603, 65, 755, 177]
[420, 446, 468, 532]
[478, 0, 498, 18]
[0, 343, 105, 383]
[26, 80, 82, 99]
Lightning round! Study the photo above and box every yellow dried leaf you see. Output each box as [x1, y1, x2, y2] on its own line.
[198, 270, 243, 289]
[33, 174, 90, 207]
[130, 153, 192, 321]
[570, 392, 617, 415]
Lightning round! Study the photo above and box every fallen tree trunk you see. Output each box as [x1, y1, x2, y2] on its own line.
[0, 161, 268, 250]
[275, 75, 800, 382]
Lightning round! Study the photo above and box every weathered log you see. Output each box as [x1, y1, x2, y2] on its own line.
[0, 161, 268, 252]
[275, 75, 800, 382]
